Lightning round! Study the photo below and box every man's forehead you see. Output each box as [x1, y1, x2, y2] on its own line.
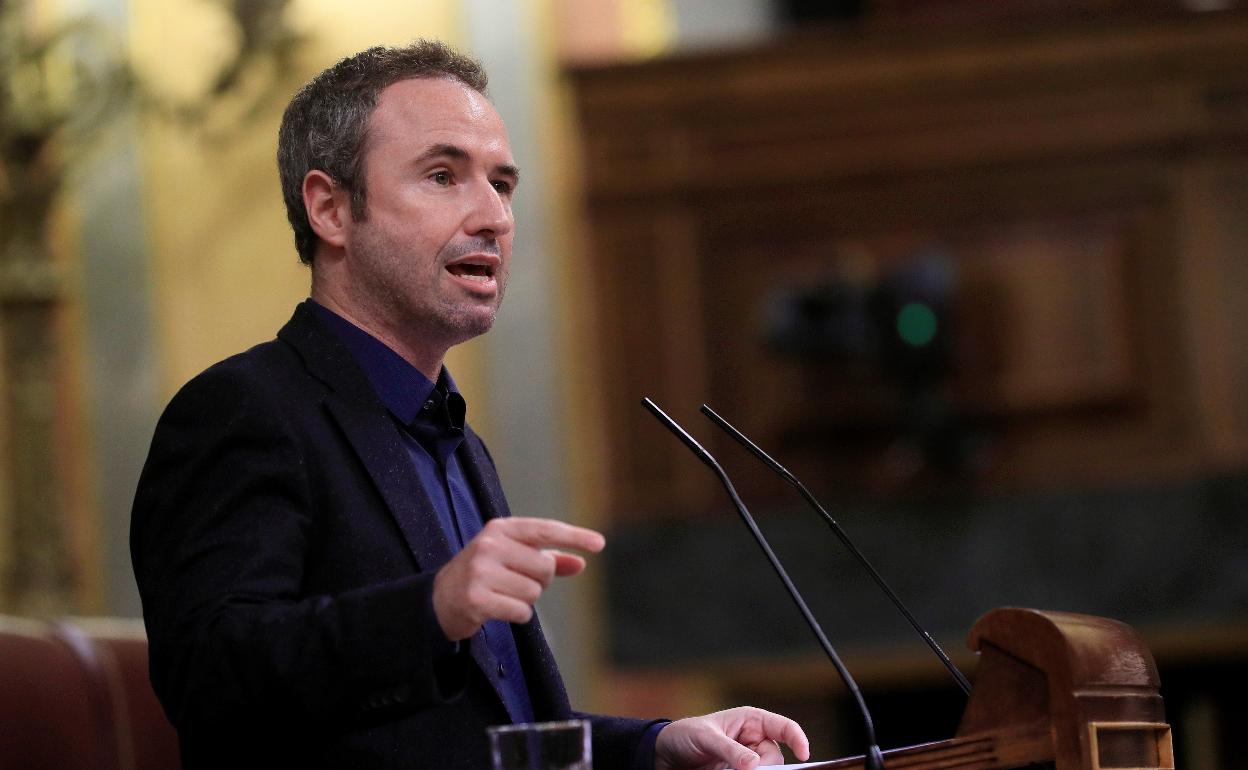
[369, 77, 511, 156]
[376, 77, 501, 126]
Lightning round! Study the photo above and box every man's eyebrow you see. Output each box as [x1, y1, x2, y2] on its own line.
[416, 143, 471, 163]
[415, 143, 520, 183]
[495, 163, 520, 185]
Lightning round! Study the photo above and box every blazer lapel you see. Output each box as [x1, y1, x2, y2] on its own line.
[324, 396, 456, 572]
[327, 405, 518, 720]
[279, 302, 539, 721]
[278, 302, 455, 572]
[457, 428, 512, 524]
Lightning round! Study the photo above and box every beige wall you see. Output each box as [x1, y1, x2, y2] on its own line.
[127, 0, 493, 411]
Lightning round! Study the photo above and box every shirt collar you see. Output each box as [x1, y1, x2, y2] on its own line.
[310, 300, 463, 426]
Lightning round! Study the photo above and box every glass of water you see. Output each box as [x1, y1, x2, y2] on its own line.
[488, 719, 591, 770]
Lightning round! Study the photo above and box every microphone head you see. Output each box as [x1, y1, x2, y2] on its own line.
[700, 403, 792, 478]
[641, 397, 717, 468]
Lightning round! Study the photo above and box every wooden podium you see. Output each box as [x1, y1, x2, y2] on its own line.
[813, 608, 1174, 770]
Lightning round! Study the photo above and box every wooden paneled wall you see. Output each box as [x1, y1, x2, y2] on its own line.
[568, 10, 1248, 516]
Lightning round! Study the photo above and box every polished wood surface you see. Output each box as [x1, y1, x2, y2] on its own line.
[797, 608, 1173, 770]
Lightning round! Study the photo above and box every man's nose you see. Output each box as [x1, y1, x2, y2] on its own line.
[464, 181, 513, 238]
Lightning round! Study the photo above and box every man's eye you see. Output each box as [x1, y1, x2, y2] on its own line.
[492, 180, 513, 195]
[431, 171, 451, 185]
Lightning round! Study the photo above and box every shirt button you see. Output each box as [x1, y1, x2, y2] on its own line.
[422, 400, 434, 411]
[497, 663, 506, 678]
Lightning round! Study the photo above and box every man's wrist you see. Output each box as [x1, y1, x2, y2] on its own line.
[633, 720, 670, 770]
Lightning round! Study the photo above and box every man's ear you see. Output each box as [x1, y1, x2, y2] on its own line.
[304, 170, 352, 249]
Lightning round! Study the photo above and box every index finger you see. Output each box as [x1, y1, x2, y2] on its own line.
[497, 517, 606, 553]
[759, 710, 810, 761]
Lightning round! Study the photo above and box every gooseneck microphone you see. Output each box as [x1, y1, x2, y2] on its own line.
[641, 398, 885, 770]
[699, 403, 973, 698]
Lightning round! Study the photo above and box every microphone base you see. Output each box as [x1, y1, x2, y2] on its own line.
[866, 744, 885, 770]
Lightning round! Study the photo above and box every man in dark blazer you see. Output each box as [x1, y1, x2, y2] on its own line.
[131, 41, 809, 770]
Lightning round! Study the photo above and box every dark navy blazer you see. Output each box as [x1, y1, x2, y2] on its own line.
[131, 301, 658, 769]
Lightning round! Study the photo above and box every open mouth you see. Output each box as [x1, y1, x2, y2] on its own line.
[446, 260, 497, 283]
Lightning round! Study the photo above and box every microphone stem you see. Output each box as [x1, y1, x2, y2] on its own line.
[701, 404, 973, 697]
[713, 459, 881, 753]
[641, 399, 883, 767]
[793, 475, 972, 696]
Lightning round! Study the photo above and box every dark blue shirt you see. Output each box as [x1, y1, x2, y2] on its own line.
[313, 302, 665, 766]
[312, 302, 534, 726]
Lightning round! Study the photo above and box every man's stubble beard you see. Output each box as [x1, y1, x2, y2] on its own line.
[351, 225, 508, 352]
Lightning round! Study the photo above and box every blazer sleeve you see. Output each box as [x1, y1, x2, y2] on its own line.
[130, 364, 469, 732]
[583, 713, 669, 770]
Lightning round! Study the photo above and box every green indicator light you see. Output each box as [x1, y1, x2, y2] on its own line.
[897, 302, 938, 347]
